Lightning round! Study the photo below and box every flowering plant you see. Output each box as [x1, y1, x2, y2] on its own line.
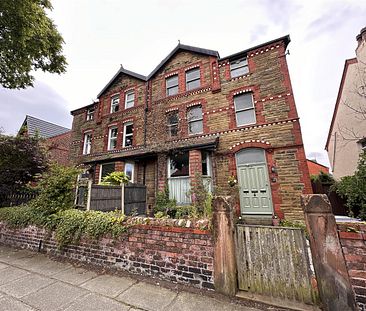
[227, 175, 238, 187]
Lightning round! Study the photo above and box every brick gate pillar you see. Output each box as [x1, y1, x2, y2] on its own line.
[301, 194, 357, 311]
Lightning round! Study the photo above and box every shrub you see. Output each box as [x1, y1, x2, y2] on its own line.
[100, 171, 129, 186]
[29, 164, 80, 214]
[154, 184, 177, 217]
[333, 152, 366, 220]
[0, 205, 129, 248]
[310, 171, 335, 184]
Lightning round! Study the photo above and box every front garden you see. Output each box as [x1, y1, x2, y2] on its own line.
[0, 164, 212, 248]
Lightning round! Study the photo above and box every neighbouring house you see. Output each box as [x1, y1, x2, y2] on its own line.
[326, 27, 366, 179]
[307, 159, 329, 176]
[70, 35, 312, 221]
[19, 115, 71, 166]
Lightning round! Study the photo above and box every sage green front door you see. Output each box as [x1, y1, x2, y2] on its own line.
[236, 149, 273, 215]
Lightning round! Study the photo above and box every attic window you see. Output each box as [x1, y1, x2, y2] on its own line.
[230, 58, 249, 78]
[125, 90, 135, 109]
[186, 68, 200, 91]
[110, 95, 119, 113]
[86, 107, 94, 121]
[166, 75, 179, 96]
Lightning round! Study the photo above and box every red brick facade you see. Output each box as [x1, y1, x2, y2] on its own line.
[307, 159, 329, 176]
[44, 131, 72, 166]
[337, 223, 366, 310]
[70, 36, 311, 221]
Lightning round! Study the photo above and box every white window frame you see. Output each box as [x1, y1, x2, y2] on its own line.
[99, 162, 115, 183]
[86, 107, 94, 121]
[185, 68, 201, 91]
[123, 122, 134, 147]
[110, 95, 120, 113]
[125, 90, 135, 109]
[187, 105, 203, 135]
[201, 151, 212, 176]
[83, 132, 92, 155]
[166, 75, 179, 96]
[234, 93, 256, 127]
[107, 126, 118, 150]
[124, 162, 135, 182]
[230, 58, 249, 78]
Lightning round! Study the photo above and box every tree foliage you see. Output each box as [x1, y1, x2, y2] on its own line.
[100, 171, 129, 186]
[29, 164, 79, 214]
[0, 134, 47, 196]
[334, 152, 366, 220]
[0, 0, 67, 89]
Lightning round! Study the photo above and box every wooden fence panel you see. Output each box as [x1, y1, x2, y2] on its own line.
[124, 184, 146, 215]
[89, 185, 121, 212]
[235, 224, 316, 304]
[89, 184, 147, 215]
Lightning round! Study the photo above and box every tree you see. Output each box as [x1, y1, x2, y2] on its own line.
[0, 0, 67, 89]
[334, 152, 366, 220]
[0, 134, 48, 195]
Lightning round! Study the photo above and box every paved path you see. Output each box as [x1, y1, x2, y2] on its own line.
[0, 245, 259, 311]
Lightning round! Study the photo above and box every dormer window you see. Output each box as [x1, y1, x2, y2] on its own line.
[110, 95, 119, 113]
[230, 58, 249, 78]
[86, 107, 94, 121]
[125, 90, 135, 109]
[186, 68, 200, 91]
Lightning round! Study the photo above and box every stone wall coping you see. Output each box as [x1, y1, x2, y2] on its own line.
[125, 217, 211, 231]
[0, 216, 212, 234]
[337, 223, 366, 240]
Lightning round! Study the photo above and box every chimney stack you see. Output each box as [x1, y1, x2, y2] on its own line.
[356, 27, 366, 48]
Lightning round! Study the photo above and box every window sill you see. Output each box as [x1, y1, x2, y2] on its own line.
[230, 72, 251, 81]
[157, 86, 211, 104]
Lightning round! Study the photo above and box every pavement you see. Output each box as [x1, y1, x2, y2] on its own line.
[0, 245, 261, 311]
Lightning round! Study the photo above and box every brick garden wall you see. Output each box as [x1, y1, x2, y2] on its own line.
[338, 223, 366, 310]
[0, 222, 214, 290]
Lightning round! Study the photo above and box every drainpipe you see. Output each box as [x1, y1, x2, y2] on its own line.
[333, 132, 337, 173]
[144, 81, 149, 148]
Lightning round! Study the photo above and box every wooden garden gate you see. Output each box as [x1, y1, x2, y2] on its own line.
[235, 224, 317, 304]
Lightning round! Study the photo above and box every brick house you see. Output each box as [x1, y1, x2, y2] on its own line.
[306, 159, 329, 176]
[70, 35, 312, 221]
[19, 115, 71, 166]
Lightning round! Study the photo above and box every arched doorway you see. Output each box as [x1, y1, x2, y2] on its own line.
[235, 148, 273, 215]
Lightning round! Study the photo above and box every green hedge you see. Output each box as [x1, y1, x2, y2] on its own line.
[0, 206, 128, 248]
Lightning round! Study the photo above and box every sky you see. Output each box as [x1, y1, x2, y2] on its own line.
[0, 0, 365, 167]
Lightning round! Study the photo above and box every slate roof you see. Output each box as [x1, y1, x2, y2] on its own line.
[20, 115, 70, 138]
[147, 43, 220, 79]
[97, 68, 147, 98]
[96, 43, 219, 98]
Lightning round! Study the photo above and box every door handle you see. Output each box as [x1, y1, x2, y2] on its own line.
[252, 190, 258, 193]
[260, 189, 266, 193]
[243, 190, 249, 193]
